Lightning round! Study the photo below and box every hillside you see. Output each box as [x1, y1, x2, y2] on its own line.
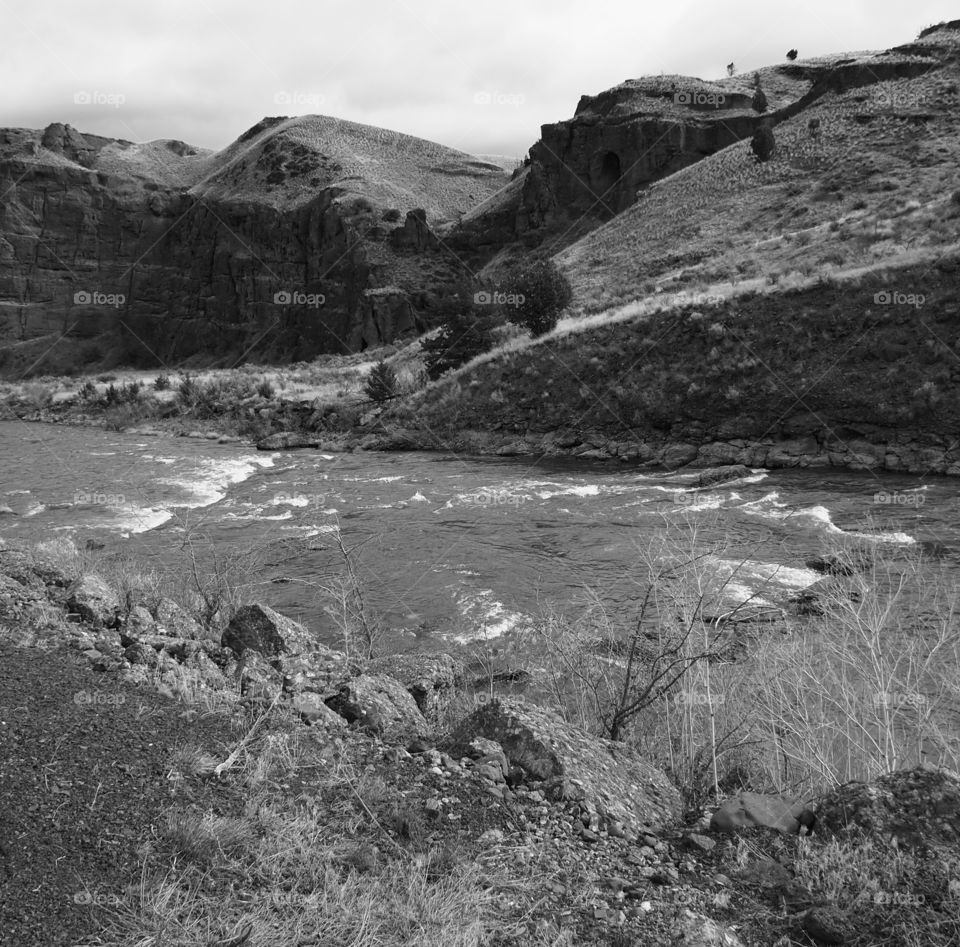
[0, 117, 509, 375]
[382, 21, 960, 476]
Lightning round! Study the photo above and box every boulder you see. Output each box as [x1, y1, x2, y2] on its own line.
[153, 597, 203, 639]
[366, 651, 465, 717]
[711, 791, 815, 834]
[291, 692, 347, 728]
[221, 603, 316, 657]
[325, 673, 430, 742]
[122, 604, 157, 636]
[66, 574, 120, 628]
[255, 432, 321, 451]
[692, 464, 752, 488]
[451, 697, 680, 832]
[815, 765, 960, 851]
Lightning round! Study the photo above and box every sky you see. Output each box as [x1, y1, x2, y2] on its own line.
[2, 0, 958, 159]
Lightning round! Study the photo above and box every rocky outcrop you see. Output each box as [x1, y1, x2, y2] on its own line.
[451, 697, 681, 832]
[0, 120, 504, 373]
[815, 765, 960, 850]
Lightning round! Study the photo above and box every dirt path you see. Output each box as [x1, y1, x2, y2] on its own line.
[0, 641, 241, 947]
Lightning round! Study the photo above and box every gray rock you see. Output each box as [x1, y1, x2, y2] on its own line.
[325, 673, 430, 742]
[366, 651, 465, 717]
[452, 697, 680, 832]
[236, 650, 283, 703]
[815, 764, 960, 851]
[276, 647, 354, 697]
[221, 603, 316, 657]
[291, 692, 347, 728]
[256, 432, 321, 450]
[153, 597, 203, 639]
[67, 574, 120, 628]
[711, 791, 815, 834]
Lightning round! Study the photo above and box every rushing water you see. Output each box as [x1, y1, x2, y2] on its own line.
[1, 420, 957, 652]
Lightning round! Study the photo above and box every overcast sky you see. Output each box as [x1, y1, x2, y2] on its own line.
[3, 0, 957, 159]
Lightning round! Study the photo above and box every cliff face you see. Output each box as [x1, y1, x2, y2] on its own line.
[0, 118, 508, 373]
[455, 44, 941, 259]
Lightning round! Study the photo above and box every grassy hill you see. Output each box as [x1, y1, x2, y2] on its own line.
[388, 22, 960, 474]
[191, 114, 508, 219]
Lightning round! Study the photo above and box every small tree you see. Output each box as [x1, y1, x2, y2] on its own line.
[726, 62, 736, 77]
[751, 122, 775, 162]
[752, 87, 768, 113]
[501, 258, 573, 338]
[786, 48, 798, 61]
[364, 359, 399, 402]
[421, 301, 495, 380]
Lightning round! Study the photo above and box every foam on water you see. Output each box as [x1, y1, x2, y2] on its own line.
[159, 454, 276, 509]
[449, 587, 528, 643]
[740, 493, 916, 544]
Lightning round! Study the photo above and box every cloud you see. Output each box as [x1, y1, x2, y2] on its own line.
[1, 0, 955, 155]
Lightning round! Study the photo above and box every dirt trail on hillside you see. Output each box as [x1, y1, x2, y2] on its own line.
[0, 642, 240, 947]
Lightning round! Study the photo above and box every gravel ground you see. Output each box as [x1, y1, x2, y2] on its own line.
[0, 641, 241, 947]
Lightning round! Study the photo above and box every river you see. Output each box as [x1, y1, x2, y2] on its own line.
[0, 420, 955, 654]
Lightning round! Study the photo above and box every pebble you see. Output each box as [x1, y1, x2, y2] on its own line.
[687, 833, 716, 852]
[478, 829, 504, 845]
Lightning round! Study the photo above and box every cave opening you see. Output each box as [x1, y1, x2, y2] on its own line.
[594, 150, 622, 207]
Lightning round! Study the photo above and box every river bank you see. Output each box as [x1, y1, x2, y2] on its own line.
[2, 536, 959, 947]
[5, 379, 960, 479]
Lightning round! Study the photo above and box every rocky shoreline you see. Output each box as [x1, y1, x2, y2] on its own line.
[7, 401, 960, 479]
[2, 540, 960, 945]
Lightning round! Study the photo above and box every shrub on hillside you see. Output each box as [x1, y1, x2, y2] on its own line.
[752, 87, 768, 113]
[786, 48, 798, 61]
[421, 301, 495, 381]
[751, 122, 776, 162]
[153, 373, 171, 391]
[256, 379, 275, 399]
[364, 359, 399, 402]
[500, 259, 573, 338]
